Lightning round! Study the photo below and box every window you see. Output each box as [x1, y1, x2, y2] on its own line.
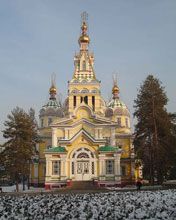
[43, 166, 46, 176]
[52, 161, 60, 175]
[71, 89, 79, 94]
[81, 96, 83, 103]
[72, 162, 74, 175]
[105, 109, 113, 117]
[92, 96, 95, 111]
[74, 96, 76, 108]
[78, 61, 80, 70]
[84, 96, 88, 104]
[48, 118, 52, 126]
[77, 152, 89, 158]
[81, 89, 89, 93]
[117, 117, 121, 126]
[125, 118, 128, 127]
[41, 119, 44, 128]
[121, 166, 126, 176]
[92, 162, 94, 174]
[82, 60, 86, 71]
[106, 160, 114, 174]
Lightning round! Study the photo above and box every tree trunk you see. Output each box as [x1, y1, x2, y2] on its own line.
[27, 175, 30, 189]
[149, 133, 155, 185]
[22, 175, 25, 191]
[16, 181, 19, 192]
[152, 96, 159, 185]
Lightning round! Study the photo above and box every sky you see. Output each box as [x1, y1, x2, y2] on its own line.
[0, 0, 176, 143]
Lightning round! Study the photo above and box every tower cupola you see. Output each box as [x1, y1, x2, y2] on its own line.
[39, 74, 64, 128]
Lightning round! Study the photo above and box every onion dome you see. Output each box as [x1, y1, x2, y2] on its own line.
[78, 21, 90, 45]
[39, 78, 64, 118]
[106, 80, 130, 117]
[49, 86, 57, 96]
[107, 99, 129, 116]
[112, 84, 120, 99]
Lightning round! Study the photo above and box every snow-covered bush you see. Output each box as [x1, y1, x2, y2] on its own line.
[0, 190, 176, 219]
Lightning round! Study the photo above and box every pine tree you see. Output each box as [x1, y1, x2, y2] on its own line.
[134, 75, 175, 184]
[1, 107, 38, 191]
[167, 113, 176, 179]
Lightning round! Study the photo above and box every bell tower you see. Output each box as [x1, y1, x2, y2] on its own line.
[68, 12, 105, 115]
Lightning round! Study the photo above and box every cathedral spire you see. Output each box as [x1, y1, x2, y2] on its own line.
[70, 12, 97, 82]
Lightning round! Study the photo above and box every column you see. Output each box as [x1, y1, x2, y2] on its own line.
[110, 127, 116, 146]
[95, 128, 98, 139]
[45, 157, 52, 182]
[60, 155, 67, 180]
[88, 96, 92, 108]
[77, 96, 81, 106]
[98, 128, 103, 139]
[114, 153, 121, 182]
[64, 128, 70, 139]
[52, 128, 57, 147]
[45, 159, 49, 176]
[69, 96, 74, 112]
[99, 154, 105, 180]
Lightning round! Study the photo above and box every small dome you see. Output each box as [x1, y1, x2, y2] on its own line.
[107, 98, 130, 117]
[106, 78, 130, 117]
[112, 85, 119, 94]
[78, 21, 90, 45]
[79, 35, 90, 44]
[49, 86, 57, 95]
[39, 99, 63, 117]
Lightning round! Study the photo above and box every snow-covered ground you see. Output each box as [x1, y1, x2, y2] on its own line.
[0, 190, 176, 219]
[1, 184, 44, 193]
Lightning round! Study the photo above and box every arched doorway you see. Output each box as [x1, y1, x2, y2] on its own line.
[70, 147, 97, 181]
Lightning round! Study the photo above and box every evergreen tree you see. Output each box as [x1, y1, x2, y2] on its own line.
[134, 75, 175, 184]
[1, 107, 38, 191]
[167, 113, 176, 179]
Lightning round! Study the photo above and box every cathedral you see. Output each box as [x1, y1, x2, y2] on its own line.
[30, 13, 136, 189]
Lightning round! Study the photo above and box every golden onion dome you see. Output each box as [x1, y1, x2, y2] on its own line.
[49, 86, 57, 94]
[112, 85, 119, 94]
[79, 21, 90, 44]
[79, 35, 90, 44]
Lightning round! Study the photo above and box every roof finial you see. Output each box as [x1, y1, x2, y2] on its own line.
[112, 72, 119, 99]
[79, 12, 90, 46]
[49, 73, 57, 100]
[81, 11, 88, 25]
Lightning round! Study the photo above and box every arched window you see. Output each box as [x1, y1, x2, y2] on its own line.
[117, 117, 121, 126]
[84, 96, 88, 104]
[82, 60, 86, 71]
[81, 88, 89, 93]
[48, 118, 52, 126]
[125, 118, 128, 127]
[78, 61, 80, 70]
[92, 96, 95, 111]
[41, 119, 44, 128]
[74, 96, 76, 108]
[77, 152, 89, 158]
[105, 108, 113, 117]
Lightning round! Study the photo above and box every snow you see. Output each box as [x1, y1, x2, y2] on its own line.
[0, 190, 176, 219]
[1, 184, 44, 193]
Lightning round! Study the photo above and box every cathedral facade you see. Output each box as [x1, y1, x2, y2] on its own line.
[30, 15, 136, 188]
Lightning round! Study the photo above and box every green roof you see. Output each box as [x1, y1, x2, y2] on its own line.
[45, 146, 66, 153]
[99, 146, 119, 152]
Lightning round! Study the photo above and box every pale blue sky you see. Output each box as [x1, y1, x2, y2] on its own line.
[0, 0, 176, 143]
